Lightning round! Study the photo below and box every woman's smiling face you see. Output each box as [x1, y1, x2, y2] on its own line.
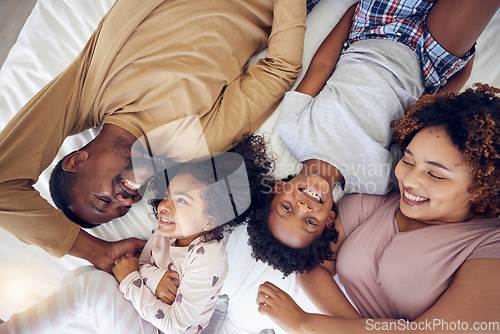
[395, 126, 475, 224]
[267, 174, 335, 248]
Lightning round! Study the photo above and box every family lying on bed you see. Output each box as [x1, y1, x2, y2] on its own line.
[2, 140, 272, 333]
[0, 0, 499, 333]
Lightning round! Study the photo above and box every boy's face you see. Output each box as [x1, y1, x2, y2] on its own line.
[267, 175, 335, 248]
[156, 173, 211, 238]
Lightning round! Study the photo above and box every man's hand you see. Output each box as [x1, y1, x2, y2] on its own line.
[68, 229, 147, 273]
[112, 253, 140, 283]
[155, 271, 180, 304]
[102, 237, 146, 272]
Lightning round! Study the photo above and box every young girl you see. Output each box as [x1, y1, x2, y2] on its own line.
[247, 0, 499, 275]
[1, 135, 272, 334]
[256, 84, 500, 332]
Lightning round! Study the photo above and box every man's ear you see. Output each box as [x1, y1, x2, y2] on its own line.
[204, 217, 216, 232]
[326, 210, 336, 228]
[61, 151, 89, 172]
[271, 180, 286, 194]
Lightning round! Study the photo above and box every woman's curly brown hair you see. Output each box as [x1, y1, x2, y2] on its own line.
[391, 83, 500, 218]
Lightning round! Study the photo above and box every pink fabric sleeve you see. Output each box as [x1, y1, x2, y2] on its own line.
[467, 232, 500, 260]
[338, 193, 394, 237]
[138, 233, 168, 294]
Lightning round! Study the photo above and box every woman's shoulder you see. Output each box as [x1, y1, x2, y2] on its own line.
[455, 217, 500, 260]
[338, 191, 399, 215]
[337, 191, 399, 236]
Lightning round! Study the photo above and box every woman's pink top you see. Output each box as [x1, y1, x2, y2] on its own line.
[337, 192, 500, 320]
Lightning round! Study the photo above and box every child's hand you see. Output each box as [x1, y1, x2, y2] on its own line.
[256, 281, 309, 333]
[112, 253, 139, 283]
[155, 271, 180, 304]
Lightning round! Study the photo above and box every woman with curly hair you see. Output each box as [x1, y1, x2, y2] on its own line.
[255, 84, 500, 333]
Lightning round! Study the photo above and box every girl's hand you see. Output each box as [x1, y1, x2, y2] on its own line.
[112, 253, 139, 283]
[256, 281, 309, 333]
[155, 271, 180, 304]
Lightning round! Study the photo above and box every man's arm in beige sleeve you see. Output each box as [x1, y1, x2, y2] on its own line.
[0, 69, 148, 269]
[0, 48, 147, 270]
[0, 62, 86, 258]
[204, 0, 307, 152]
[0, 22, 103, 257]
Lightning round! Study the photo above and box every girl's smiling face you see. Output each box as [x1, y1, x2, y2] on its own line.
[156, 173, 211, 240]
[395, 126, 475, 224]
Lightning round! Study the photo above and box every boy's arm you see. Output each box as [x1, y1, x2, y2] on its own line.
[295, 3, 357, 97]
[436, 56, 474, 94]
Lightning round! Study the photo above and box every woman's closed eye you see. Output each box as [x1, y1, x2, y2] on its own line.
[402, 158, 414, 166]
[428, 171, 446, 180]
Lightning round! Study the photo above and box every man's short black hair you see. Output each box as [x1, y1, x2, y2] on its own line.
[49, 152, 99, 229]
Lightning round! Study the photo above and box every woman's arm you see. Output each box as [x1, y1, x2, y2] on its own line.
[259, 258, 500, 333]
[295, 3, 357, 97]
[413, 258, 500, 330]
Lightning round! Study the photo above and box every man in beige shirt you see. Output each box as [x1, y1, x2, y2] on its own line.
[0, 0, 306, 271]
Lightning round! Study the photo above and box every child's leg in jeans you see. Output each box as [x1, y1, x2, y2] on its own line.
[1, 267, 156, 334]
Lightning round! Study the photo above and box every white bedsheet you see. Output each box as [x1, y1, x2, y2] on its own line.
[0, 0, 499, 332]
